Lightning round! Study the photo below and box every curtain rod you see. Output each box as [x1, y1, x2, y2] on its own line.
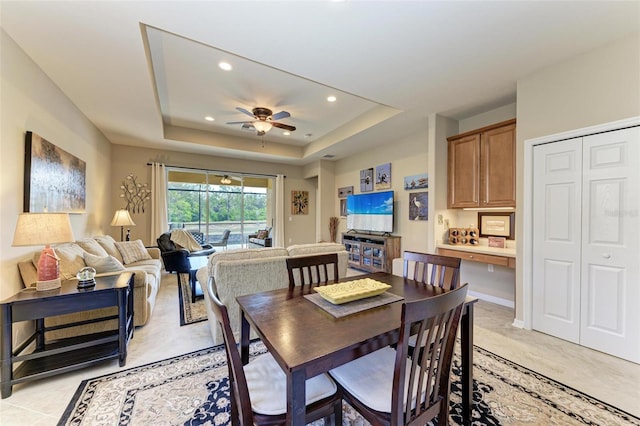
[145, 163, 284, 178]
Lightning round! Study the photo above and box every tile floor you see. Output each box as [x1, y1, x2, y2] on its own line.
[1, 270, 638, 425]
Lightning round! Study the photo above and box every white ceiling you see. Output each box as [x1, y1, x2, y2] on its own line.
[2, 1, 639, 165]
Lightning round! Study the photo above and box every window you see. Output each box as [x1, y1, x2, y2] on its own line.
[166, 169, 274, 248]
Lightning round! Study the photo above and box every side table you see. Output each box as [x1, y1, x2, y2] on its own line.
[0, 272, 134, 398]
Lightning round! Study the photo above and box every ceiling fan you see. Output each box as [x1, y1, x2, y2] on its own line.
[226, 107, 296, 136]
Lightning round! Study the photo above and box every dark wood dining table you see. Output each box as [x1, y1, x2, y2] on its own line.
[237, 272, 477, 426]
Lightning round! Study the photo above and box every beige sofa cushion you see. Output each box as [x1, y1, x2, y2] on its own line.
[94, 235, 124, 263]
[287, 242, 347, 257]
[76, 238, 109, 256]
[50, 243, 87, 280]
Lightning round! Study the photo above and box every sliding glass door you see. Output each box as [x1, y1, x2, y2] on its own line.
[166, 169, 274, 249]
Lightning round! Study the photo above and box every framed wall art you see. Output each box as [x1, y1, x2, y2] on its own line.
[409, 192, 428, 221]
[375, 162, 392, 190]
[291, 190, 309, 215]
[478, 212, 515, 239]
[360, 168, 373, 192]
[404, 173, 428, 190]
[338, 186, 354, 198]
[23, 131, 86, 213]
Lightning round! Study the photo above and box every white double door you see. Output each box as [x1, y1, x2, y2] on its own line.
[532, 126, 639, 363]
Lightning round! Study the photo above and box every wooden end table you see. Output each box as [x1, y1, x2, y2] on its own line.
[0, 272, 134, 398]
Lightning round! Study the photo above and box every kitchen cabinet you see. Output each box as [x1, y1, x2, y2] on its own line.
[448, 119, 516, 208]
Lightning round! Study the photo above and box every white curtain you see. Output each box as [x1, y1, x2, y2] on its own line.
[150, 163, 168, 246]
[274, 174, 285, 247]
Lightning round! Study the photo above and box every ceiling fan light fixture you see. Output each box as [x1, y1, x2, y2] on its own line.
[220, 175, 231, 185]
[253, 121, 272, 134]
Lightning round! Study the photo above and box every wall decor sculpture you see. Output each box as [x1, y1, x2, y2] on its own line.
[120, 174, 151, 213]
[23, 131, 86, 213]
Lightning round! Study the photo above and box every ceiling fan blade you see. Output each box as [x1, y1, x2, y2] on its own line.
[271, 110, 291, 120]
[236, 107, 255, 118]
[226, 120, 253, 125]
[241, 123, 254, 129]
[272, 122, 296, 132]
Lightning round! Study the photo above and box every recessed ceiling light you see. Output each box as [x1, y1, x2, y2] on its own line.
[305, 133, 313, 138]
[327, 95, 337, 102]
[218, 62, 232, 71]
[205, 116, 215, 121]
[283, 131, 291, 136]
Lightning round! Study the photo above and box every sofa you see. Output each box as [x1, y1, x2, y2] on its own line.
[17, 235, 162, 340]
[196, 242, 348, 345]
[246, 227, 273, 247]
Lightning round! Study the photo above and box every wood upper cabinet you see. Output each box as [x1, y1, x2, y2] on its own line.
[448, 119, 516, 208]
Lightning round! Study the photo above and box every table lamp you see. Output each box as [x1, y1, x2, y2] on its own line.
[110, 209, 136, 241]
[12, 212, 74, 291]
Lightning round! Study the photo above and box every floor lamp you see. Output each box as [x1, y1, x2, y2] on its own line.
[111, 209, 136, 241]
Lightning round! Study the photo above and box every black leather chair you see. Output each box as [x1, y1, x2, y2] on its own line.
[157, 232, 216, 302]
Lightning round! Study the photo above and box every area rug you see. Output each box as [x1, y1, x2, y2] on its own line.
[177, 274, 208, 326]
[59, 342, 640, 426]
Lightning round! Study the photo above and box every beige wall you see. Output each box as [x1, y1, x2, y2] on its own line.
[110, 144, 317, 246]
[334, 123, 429, 254]
[515, 33, 640, 322]
[0, 30, 113, 302]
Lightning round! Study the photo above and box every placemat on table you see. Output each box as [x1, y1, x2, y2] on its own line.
[304, 291, 404, 318]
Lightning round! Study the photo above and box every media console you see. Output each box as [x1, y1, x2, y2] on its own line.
[342, 232, 401, 273]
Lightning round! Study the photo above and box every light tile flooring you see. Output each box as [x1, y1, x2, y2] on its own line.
[1, 270, 638, 425]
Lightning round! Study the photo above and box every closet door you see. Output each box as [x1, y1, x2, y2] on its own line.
[580, 127, 640, 363]
[532, 138, 582, 343]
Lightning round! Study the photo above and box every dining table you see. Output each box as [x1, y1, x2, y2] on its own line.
[237, 271, 477, 426]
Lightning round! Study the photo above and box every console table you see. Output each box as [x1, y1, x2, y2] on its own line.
[0, 272, 134, 398]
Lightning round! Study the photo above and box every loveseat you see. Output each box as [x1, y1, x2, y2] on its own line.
[246, 227, 273, 247]
[195, 242, 348, 345]
[17, 235, 162, 340]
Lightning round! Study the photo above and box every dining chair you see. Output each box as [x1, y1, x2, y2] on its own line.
[402, 251, 461, 290]
[206, 279, 343, 426]
[286, 253, 339, 290]
[329, 283, 468, 426]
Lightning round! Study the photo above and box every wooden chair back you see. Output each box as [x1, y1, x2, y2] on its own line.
[207, 278, 255, 425]
[393, 284, 468, 425]
[286, 253, 339, 290]
[402, 251, 461, 290]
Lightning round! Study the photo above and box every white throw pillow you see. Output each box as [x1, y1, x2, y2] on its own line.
[84, 252, 125, 273]
[114, 240, 152, 265]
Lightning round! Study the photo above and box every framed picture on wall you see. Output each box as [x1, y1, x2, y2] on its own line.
[375, 163, 392, 190]
[23, 131, 86, 213]
[360, 168, 374, 192]
[291, 190, 309, 215]
[338, 186, 354, 198]
[478, 212, 515, 239]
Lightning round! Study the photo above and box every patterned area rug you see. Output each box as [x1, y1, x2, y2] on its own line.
[58, 342, 640, 426]
[177, 274, 207, 326]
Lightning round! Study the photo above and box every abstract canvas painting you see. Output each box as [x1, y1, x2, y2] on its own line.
[24, 131, 86, 213]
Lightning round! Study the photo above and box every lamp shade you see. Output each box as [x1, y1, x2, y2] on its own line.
[110, 209, 136, 227]
[12, 213, 74, 247]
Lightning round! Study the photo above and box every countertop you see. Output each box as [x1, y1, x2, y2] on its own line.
[436, 243, 516, 258]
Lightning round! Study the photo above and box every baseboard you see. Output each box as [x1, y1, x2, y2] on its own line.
[467, 290, 514, 309]
[511, 319, 524, 328]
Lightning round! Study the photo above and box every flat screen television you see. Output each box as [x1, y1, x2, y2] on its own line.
[346, 190, 394, 233]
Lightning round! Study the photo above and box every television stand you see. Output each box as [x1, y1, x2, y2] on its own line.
[342, 232, 401, 273]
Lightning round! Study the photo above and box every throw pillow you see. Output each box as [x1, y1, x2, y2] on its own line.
[115, 239, 152, 265]
[76, 238, 109, 257]
[256, 229, 268, 239]
[84, 252, 125, 273]
[94, 235, 124, 263]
